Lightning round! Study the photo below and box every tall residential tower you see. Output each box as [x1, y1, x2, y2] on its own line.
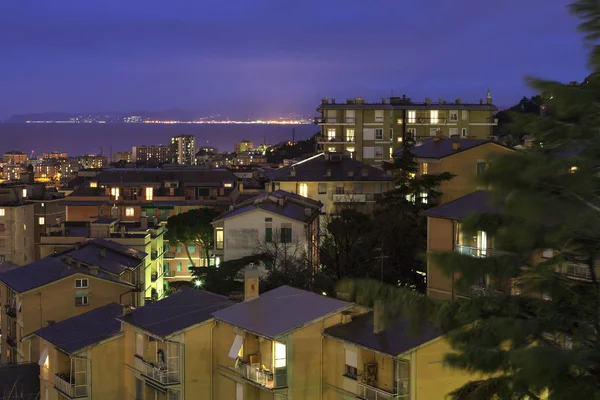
[170, 135, 196, 165]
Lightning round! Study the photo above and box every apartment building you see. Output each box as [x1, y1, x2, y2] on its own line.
[211, 190, 321, 273]
[234, 140, 254, 153]
[76, 154, 107, 169]
[2, 150, 28, 165]
[41, 152, 67, 160]
[34, 162, 60, 181]
[170, 135, 196, 165]
[394, 136, 514, 204]
[38, 219, 167, 300]
[132, 145, 171, 165]
[315, 93, 498, 165]
[322, 303, 479, 400]
[113, 151, 133, 163]
[28, 303, 125, 399]
[3, 164, 27, 181]
[118, 287, 235, 400]
[212, 277, 354, 399]
[265, 152, 392, 214]
[0, 240, 142, 364]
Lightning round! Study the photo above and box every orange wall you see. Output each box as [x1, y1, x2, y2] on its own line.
[426, 217, 456, 299]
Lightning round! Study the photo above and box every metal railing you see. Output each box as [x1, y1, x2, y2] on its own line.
[54, 374, 88, 398]
[407, 117, 447, 125]
[234, 360, 287, 389]
[164, 251, 176, 259]
[141, 359, 180, 385]
[455, 245, 509, 258]
[332, 194, 367, 203]
[316, 135, 355, 143]
[314, 117, 355, 124]
[357, 382, 398, 400]
[557, 262, 592, 279]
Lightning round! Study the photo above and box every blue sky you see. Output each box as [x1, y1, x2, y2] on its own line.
[0, 0, 590, 119]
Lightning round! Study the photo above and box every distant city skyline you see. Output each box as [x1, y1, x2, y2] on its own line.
[0, 0, 589, 119]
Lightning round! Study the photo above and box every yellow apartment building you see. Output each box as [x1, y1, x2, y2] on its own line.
[118, 287, 235, 399]
[264, 153, 392, 214]
[38, 218, 167, 301]
[392, 136, 514, 204]
[26, 303, 125, 399]
[322, 303, 484, 400]
[0, 240, 142, 364]
[315, 93, 498, 165]
[211, 268, 355, 400]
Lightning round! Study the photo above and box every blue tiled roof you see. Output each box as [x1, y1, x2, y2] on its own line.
[423, 190, 500, 220]
[393, 137, 504, 159]
[32, 303, 123, 354]
[118, 288, 235, 337]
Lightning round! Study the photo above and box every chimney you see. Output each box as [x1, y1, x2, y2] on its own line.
[381, 98, 387, 104]
[122, 305, 132, 316]
[244, 264, 260, 301]
[321, 98, 329, 105]
[331, 98, 336, 104]
[435, 129, 444, 138]
[425, 98, 431, 105]
[140, 216, 148, 229]
[373, 300, 385, 334]
[355, 97, 365, 104]
[479, 99, 483, 105]
[455, 98, 462, 104]
[290, 169, 296, 177]
[326, 168, 332, 177]
[452, 142, 461, 151]
[348, 171, 354, 178]
[47, 320, 56, 326]
[99, 248, 105, 258]
[64, 256, 73, 266]
[486, 89, 492, 105]
[361, 168, 369, 177]
[438, 98, 443, 104]
[341, 310, 352, 324]
[89, 266, 99, 275]
[304, 207, 312, 217]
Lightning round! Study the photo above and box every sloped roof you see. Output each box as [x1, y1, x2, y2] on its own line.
[393, 137, 509, 159]
[423, 190, 500, 220]
[118, 288, 235, 337]
[32, 303, 122, 354]
[0, 257, 132, 293]
[213, 190, 322, 224]
[265, 153, 391, 182]
[324, 311, 440, 357]
[95, 169, 237, 186]
[212, 286, 351, 339]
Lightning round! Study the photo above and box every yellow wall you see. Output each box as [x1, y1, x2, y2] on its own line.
[183, 322, 215, 399]
[426, 217, 456, 300]
[90, 335, 125, 398]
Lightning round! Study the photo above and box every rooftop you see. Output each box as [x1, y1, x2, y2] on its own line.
[423, 190, 500, 220]
[212, 286, 351, 339]
[265, 153, 392, 182]
[393, 137, 507, 159]
[31, 303, 122, 354]
[118, 288, 235, 338]
[213, 190, 322, 224]
[324, 311, 440, 357]
[317, 96, 497, 111]
[94, 168, 237, 186]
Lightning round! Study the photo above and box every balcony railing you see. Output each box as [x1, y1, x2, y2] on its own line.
[141, 359, 180, 385]
[557, 262, 592, 279]
[317, 135, 355, 144]
[4, 304, 16, 318]
[234, 360, 286, 389]
[6, 335, 16, 348]
[357, 382, 398, 400]
[314, 117, 356, 124]
[455, 245, 510, 258]
[332, 194, 367, 203]
[407, 117, 447, 125]
[54, 374, 88, 398]
[164, 251, 176, 259]
[151, 251, 158, 260]
[151, 272, 158, 282]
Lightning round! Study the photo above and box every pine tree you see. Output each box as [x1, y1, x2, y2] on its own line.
[342, 2, 600, 398]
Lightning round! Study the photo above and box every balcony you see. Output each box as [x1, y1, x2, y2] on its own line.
[141, 358, 180, 385]
[332, 193, 367, 203]
[151, 272, 158, 282]
[54, 373, 88, 398]
[164, 251, 176, 259]
[455, 245, 509, 258]
[317, 135, 355, 144]
[557, 262, 592, 280]
[4, 304, 16, 318]
[469, 117, 499, 125]
[357, 382, 398, 400]
[6, 334, 16, 348]
[407, 117, 447, 125]
[234, 360, 286, 390]
[151, 250, 158, 260]
[314, 117, 355, 125]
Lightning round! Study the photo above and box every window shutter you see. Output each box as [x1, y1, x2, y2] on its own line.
[345, 348, 357, 368]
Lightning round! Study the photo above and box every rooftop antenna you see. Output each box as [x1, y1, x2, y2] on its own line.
[292, 128, 295, 143]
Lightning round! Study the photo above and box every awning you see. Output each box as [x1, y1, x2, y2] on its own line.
[38, 347, 48, 367]
[228, 334, 243, 359]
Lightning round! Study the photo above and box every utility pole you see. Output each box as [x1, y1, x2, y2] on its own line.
[374, 247, 389, 283]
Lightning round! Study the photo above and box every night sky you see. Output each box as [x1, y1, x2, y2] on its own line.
[0, 0, 590, 119]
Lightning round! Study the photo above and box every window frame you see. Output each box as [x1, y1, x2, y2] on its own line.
[75, 295, 89, 306]
[374, 128, 384, 140]
[125, 207, 135, 217]
[75, 278, 89, 288]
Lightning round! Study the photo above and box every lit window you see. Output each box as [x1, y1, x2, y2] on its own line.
[345, 128, 355, 142]
[274, 342, 287, 368]
[298, 183, 308, 197]
[224, 183, 233, 188]
[422, 162, 428, 175]
[216, 228, 224, 250]
[38, 217, 45, 225]
[327, 147, 336, 152]
[397, 137, 403, 143]
[125, 207, 135, 217]
[75, 278, 88, 288]
[145, 187, 153, 201]
[38, 347, 49, 369]
[75, 295, 88, 306]
[407, 111, 416, 124]
[110, 187, 120, 200]
[397, 118, 403, 125]
[90, 181, 97, 188]
[0, 209, 5, 217]
[430, 110, 439, 124]
[389, 147, 393, 158]
[570, 166, 578, 173]
[22, 189, 27, 198]
[327, 128, 336, 141]
[421, 191, 428, 204]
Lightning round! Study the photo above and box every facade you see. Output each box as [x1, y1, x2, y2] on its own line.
[170, 135, 196, 165]
[322, 304, 480, 400]
[265, 152, 393, 214]
[118, 287, 234, 400]
[28, 303, 125, 400]
[234, 140, 253, 153]
[3, 164, 27, 181]
[76, 155, 107, 169]
[3, 151, 28, 165]
[41, 152, 67, 160]
[394, 137, 514, 204]
[132, 145, 171, 165]
[34, 162, 60, 181]
[211, 190, 322, 273]
[112, 151, 133, 163]
[315, 93, 498, 165]
[38, 218, 167, 300]
[0, 239, 143, 364]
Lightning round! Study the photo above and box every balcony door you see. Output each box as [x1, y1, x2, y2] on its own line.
[72, 356, 88, 397]
[393, 359, 410, 399]
[476, 230, 488, 257]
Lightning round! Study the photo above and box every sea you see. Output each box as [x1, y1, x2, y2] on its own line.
[0, 123, 317, 156]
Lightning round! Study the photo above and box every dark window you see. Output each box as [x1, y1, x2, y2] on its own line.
[280, 228, 292, 243]
[476, 161, 487, 177]
[266, 227, 273, 242]
[344, 365, 358, 379]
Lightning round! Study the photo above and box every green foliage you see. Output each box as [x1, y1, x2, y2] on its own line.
[165, 208, 220, 266]
[194, 254, 268, 295]
[266, 134, 317, 164]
